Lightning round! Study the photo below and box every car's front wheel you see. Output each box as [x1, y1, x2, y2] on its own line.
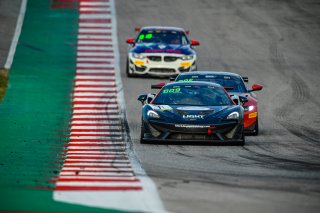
[140, 118, 146, 144]
[126, 58, 134, 77]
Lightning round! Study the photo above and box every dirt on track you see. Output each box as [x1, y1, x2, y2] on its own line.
[116, 0, 320, 212]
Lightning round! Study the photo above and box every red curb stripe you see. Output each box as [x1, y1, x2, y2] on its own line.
[76, 66, 114, 70]
[79, 19, 111, 23]
[55, 179, 139, 182]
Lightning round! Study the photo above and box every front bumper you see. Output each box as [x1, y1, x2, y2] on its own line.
[128, 53, 197, 76]
[143, 119, 244, 142]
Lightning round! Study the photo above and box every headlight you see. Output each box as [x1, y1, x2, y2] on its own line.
[132, 53, 146, 59]
[147, 110, 160, 118]
[181, 55, 194, 60]
[227, 112, 239, 119]
[244, 105, 255, 112]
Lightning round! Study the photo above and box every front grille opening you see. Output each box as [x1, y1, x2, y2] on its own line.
[147, 56, 162, 62]
[169, 133, 221, 140]
[164, 56, 178, 62]
[149, 68, 176, 73]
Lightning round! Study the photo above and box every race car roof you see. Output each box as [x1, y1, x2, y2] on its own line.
[178, 71, 242, 78]
[165, 81, 223, 88]
[140, 26, 186, 32]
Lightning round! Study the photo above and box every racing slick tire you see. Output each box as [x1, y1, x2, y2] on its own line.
[126, 58, 135, 77]
[140, 118, 146, 144]
[252, 118, 259, 136]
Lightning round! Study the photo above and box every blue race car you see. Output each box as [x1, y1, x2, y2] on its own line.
[137, 81, 246, 145]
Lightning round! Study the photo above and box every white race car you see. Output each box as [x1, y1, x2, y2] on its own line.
[125, 26, 200, 77]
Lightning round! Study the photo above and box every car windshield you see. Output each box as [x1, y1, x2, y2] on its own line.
[153, 84, 233, 106]
[136, 30, 189, 45]
[176, 75, 247, 93]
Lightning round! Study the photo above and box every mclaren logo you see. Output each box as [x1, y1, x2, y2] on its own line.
[182, 115, 204, 119]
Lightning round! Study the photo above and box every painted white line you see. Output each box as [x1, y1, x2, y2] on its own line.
[72, 109, 119, 113]
[76, 71, 115, 75]
[75, 81, 116, 86]
[78, 40, 113, 45]
[70, 132, 122, 135]
[72, 115, 120, 119]
[79, 14, 111, 19]
[77, 64, 114, 69]
[57, 176, 135, 180]
[68, 141, 127, 148]
[56, 182, 141, 187]
[77, 51, 114, 56]
[73, 104, 118, 108]
[71, 121, 121, 125]
[67, 146, 124, 149]
[80, 2, 110, 6]
[75, 75, 115, 79]
[77, 46, 113, 51]
[79, 23, 111, 28]
[73, 97, 117, 101]
[66, 150, 126, 154]
[64, 154, 125, 157]
[80, 7, 111, 12]
[60, 172, 133, 176]
[78, 35, 112, 40]
[73, 88, 116, 92]
[70, 126, 122, 130]
[4, 0, 27, 69]
[64, 159, 130, 163]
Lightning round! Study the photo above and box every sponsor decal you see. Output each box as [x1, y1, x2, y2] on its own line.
[162, 88, 181, 94]
[157, 105, 173, 111]
[182, 114, 204, 119]
[177, 106, 211, 111]
[175, 124, 210, 128]
[249, 112, 257, 118]
[134, 60, 145, 65]
[180, 61, 191, 67]
[144, 49, 182, 53]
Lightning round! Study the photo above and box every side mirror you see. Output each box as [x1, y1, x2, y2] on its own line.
[190, 40, 200, 46]
[151, 82, 166, 89]
[251, 84, 263, 92]
[239, 96, 248, 105]
[169, 76, 176, 82]
[126, 38, 135, 44]
[231, 95, 239, 105]
[137, 94, 147, 104]
[146, 94, 156, 104]
[242, 76, 249, 83]
[231, 95, 248, 105]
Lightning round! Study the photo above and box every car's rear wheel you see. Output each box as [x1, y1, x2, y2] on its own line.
[140, 118, 146, 144]
[126, 59, 134, 77]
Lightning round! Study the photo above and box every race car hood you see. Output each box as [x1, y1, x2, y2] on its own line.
[130, 43, 195, 55]
[148, 105, 240, 124]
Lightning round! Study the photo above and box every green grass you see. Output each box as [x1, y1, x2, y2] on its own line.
[0, 68, 8, 102]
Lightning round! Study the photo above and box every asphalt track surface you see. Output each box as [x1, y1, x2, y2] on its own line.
[116, 0, 320, 212]
[0, 0, 319, 212]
